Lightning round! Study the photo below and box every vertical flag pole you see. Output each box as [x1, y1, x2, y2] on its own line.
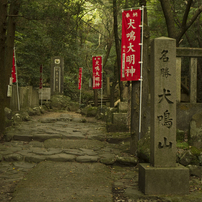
[79, 67, 82, 108]
[101, 56, 103, 113]
[39, 65, 43, 107]
[80, 68, 82, 107]
[41, 65, 43, 107]
[138, 6, 144, 140]
[14, 47, 20, 111]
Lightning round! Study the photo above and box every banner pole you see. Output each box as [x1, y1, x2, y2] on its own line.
[41, 65, 43, 107]
[138, 6, 144, 140]
[79, 68, 82, 108]
[14, 47, 20, 111]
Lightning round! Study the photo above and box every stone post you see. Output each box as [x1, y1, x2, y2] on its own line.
[51, 56, 64, 95]
[176, 57, 181, 103]
[190, 58, 197, 104]
[139, 37, 189, 195]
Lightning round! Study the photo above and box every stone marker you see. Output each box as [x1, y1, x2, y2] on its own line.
[51, 56, 64, 95]
[139, 37, 189, 195]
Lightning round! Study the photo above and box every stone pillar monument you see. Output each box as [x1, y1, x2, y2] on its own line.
[139, 37, 189, 195]
[51, 56, 64, 95]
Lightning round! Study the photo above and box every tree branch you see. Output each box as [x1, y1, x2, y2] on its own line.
[181, 0, 192, 28]
[177, 5, 202, 44]
[160, 0, 176, 38]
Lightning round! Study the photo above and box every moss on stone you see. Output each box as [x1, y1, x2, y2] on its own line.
[190, 146, 202, 157]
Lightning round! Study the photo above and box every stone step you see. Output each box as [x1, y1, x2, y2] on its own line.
[0, 141, 138, 166]
[11, 133, 86, 142]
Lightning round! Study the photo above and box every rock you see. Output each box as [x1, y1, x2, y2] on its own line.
[47, 154, 76, 162]
[27, 107, 36, 116]
[50, 95, 71, 110]
[13, 113, 22, 123]
[176, 148, 185, 163]
[187, 165, 202, 178]
[100, 157, 116, 165]
[13, 162, 36, 170]
[190, 111, 202, 149]
[29, 141, 44, 148]
[58, 114, 73, 121]
[79, 148, 97, 156]
[39, 106, 46, 114]
[137, 133, 150, 163]
[63, 149, 84, 156]
[33, 107, 41, 115]
[76, 155, 99, 163]
[116, 156, 138, 166]
[21, 111, 31, 121]
[4, 154, 23, 162]
[198, 153, 202, 165]
[40, 118, 57, 123]
[5, 107, 12, 120]
[95, 106, 108, 121]
[24, 153, 46, 163]
[179, 150, 199, 166]
[86, 107, 97, 117]
[0, 154, 3, 161]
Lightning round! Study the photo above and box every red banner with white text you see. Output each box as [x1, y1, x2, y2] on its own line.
[92, 56, 102, 89]
[78, 67, 82, 90]
[12, 50, 17, 83]
[121, 9, 141, 81]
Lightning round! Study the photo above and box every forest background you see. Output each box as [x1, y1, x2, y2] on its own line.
[0, 0, 202, 137]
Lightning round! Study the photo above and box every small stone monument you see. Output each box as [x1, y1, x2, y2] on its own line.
[139, 37, 189, 195]
[51, 56, 64, 95]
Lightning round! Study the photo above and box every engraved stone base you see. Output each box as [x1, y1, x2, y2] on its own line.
[139, 163, 189, 195]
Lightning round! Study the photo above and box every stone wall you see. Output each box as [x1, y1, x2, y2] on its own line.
[10, 85, 39, 111]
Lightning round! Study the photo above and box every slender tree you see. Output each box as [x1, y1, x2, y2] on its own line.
[0, 0, 8, 138]
[113, 0, 123, 101]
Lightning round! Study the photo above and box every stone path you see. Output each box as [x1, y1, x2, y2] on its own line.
[1, 111, 202, 202]
[0, 112, 138, 202]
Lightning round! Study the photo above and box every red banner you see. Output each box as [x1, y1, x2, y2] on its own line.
[78, 67, 82, 90]
[39, 65, 43, 89]
[121, 9, 141, 81]
[92, 56, 102, 89]
[12, 50, 16, 83]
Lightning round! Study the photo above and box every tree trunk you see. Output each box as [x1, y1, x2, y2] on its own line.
[140, 3, 150, 139]
[110, 60, 118, 107]
[5, 0, 22, 108]
[159, 0, 176, 39]
[0, 0, 8, 138]
[94, 89, 98, 107]
[113, 0, 123, 101]
[130, 81, 140, 154]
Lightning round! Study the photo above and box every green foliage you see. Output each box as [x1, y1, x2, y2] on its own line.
[176, 141, 189, 150]
[14, 0, 202, 97]
[15, 0, 117, 92]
